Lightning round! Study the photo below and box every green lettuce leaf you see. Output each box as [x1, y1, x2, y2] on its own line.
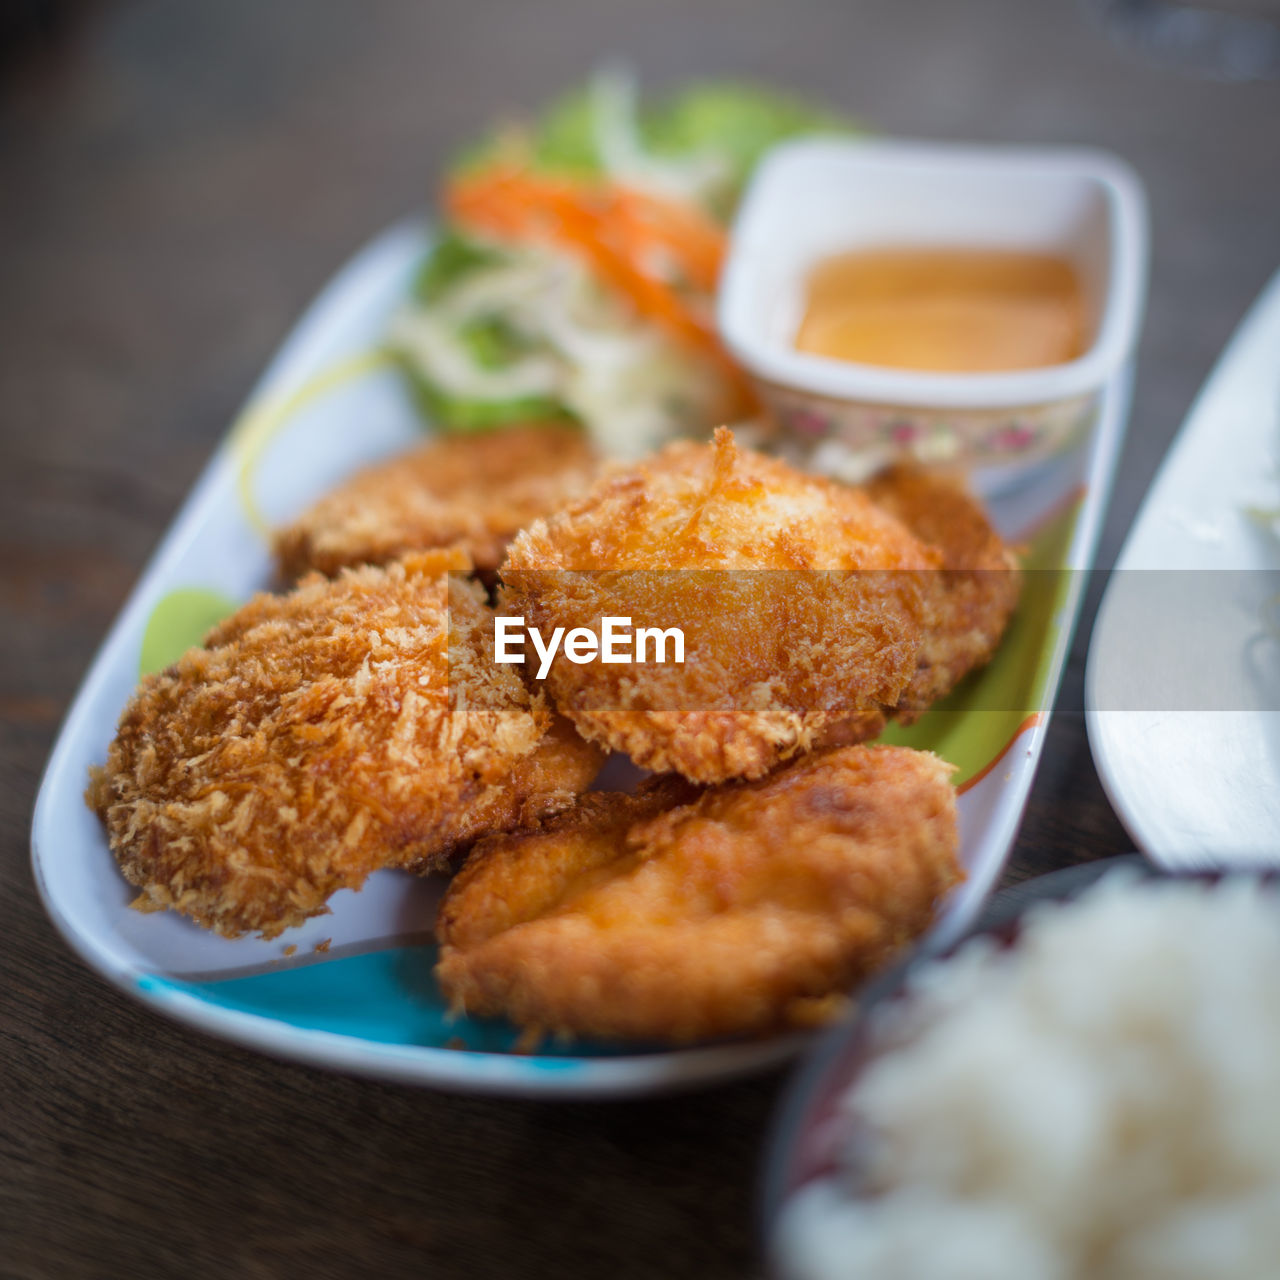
[530, 86, 604, 176]
[412, 228, 510, 301]
[447, 77, 852, 209]
[395, 355, 572, 433]
[645, 82, 853, 204]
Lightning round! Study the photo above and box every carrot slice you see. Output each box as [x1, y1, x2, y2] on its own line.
[442, 165, 760, 416]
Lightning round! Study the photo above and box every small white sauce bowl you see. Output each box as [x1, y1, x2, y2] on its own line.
[718, 138, 1148, 488]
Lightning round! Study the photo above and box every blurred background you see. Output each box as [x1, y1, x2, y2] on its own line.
[2, 2, 1278, 1277]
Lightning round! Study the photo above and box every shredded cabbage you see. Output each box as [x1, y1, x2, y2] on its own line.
[588, 67, 730, 209]
[389, 235, 725, 452]
[395, 70, 852, 450]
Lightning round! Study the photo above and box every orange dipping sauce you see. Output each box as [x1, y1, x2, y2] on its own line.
[795, 248, 1087, 374]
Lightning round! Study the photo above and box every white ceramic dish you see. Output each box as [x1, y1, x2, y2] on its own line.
[762, 856, 1150, 1280]
[719, 138, 1147, 484]
[1086, 267, 1280, 870]
[32, 220, 1133, 1097]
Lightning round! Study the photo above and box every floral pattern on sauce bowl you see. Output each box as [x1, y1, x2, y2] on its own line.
[754, 379, 1097, 483]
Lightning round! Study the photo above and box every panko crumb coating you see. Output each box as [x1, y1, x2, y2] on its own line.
[87, 550, 602, 938]
[435, 744, 961, 1043]
[499, 428, 941, 783]
[274, 423, 598, 580]
[864, 466, 1021, 721]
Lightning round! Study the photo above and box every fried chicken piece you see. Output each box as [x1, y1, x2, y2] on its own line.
[436, 744, 961, 1043]
[499, 427, 940, 783]
[87, 550, 602, 939]
[864, 466, 1021, 721]
[274, 423, 598, 580]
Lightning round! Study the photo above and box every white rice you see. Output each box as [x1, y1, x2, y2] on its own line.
[777, 871, 1280, 1280]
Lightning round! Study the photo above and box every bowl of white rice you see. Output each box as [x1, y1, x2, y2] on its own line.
[764, 856, 1280, 1280]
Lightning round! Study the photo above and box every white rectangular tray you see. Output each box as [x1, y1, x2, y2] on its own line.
[32, 221, 1133, 1096]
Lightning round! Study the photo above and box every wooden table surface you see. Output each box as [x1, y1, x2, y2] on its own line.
[3, 2, 1278, 1276]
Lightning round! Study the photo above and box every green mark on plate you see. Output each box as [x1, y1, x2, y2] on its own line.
[140, 587, 239, 677]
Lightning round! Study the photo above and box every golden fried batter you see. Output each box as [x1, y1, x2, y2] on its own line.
[436, 744, 961, 1042]
[88, 550, 602, 938]
[864, 466, 1021, 721]
[274, 423, 598, 580]
[500, 428, 940, 782]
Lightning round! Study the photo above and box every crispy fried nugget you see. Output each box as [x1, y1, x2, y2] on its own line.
[864, 466, 1021, 721]
[87, 550, 602, 938]
[274, 424, 598, 580]
[500, 428, 940, 783]
[436, 744, 961, 1042]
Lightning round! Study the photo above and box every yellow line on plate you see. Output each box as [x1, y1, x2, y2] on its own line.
[231, 346, 397, 539]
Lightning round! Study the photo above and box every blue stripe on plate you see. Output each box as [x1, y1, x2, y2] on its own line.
[136, 946, 665, 1061]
